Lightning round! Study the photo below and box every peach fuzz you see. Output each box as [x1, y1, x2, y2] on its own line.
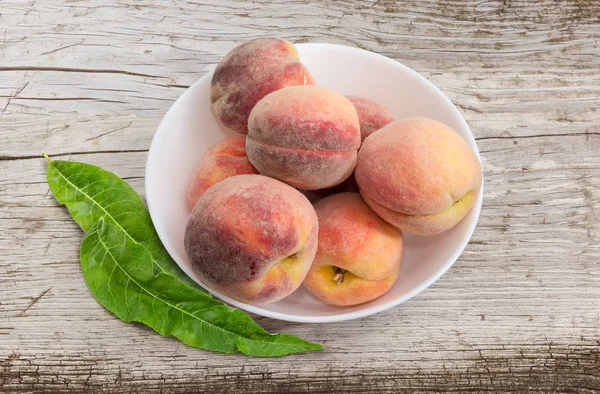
[187, 136, 258, 209]
[184, 174, 318, 305]
[246, 86, 361, 190]
[211, 37, 315, 134]
[355, 117, 482, 235]
[303, 193, 403, 306]
[346, 95, 394, 141]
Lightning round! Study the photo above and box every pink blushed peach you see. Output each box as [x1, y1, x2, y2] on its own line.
[187, 136, 259, 209]
[246, 86, 361, 190]
[303, 193, 403, 306]
[211, 37, 315, 134]
[355, 117, 482, 235]
[184, 175, 319, 304]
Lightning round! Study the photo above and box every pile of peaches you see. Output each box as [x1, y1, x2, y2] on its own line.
[184, 37, 482, 307]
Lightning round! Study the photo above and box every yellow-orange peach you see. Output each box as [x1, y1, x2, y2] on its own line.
[346, 95, 394, 141]
[246, 86, 361, 190]
[356, 118, 482, 235]
[187, 136, 258, 209]
[184, 174, 318, 304]
[211, 37, 315, 134]
[303, 193, 403, 306]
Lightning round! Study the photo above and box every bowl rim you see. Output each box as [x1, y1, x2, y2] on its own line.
[145, 42, 484, 323]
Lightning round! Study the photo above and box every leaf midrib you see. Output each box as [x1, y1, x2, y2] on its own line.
[95, 225, 305, 353]
[52, 162, 168, 276]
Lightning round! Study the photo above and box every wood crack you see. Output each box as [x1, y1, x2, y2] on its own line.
[18, 287, 52, 316]
[475, 132, 599, 141]
[40, 40, 85, 55]
[0, 66, 167, 79]
[1, 82, 29, 113]
[0, 149, 148, 161]
[0, 96, 128, 104]
[84, 123, 133, 141]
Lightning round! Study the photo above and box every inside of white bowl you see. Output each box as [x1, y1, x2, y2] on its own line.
[145, 43, 482, 323]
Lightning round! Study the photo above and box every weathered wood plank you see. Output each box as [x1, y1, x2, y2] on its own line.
[1, 0, 599, 392]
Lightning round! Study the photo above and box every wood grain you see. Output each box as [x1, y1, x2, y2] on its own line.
[1, 0, 599, 392]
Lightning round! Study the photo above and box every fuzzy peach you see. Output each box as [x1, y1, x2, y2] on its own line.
[303, 193, 403, 306]
[356, 117, 482, 235]
[346, 95, 394, 141]
[246, 86, 361, 190]
[184, 174, 318, 304]
[187, 136, 259, 209]
[211, 37, 315, 134]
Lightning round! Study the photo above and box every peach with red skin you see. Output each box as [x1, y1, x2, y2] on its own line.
[356, 117, 482, 235]
[346, 95, 394, 141]
[211, 37, 315, 134]
[187, 136, 258, 209]
[303, 193, 403, 306]
[247, 86, 361, 190]
[184, 174, 318, 304]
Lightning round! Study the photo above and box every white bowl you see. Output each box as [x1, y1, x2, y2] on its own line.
[145, 43, 483, 323]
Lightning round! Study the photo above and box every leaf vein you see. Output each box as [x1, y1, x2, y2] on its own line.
[52, 162, 169, 276]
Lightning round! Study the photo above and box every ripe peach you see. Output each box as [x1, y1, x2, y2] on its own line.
[303, 193, 403, 306]
[211, 37, 315, 134]
[184, 174, 318, 304]
[346, 95, 394, 141]
[246, 86, 361, 190]
[356, 117, 482, 235]
[187, 136, 258, 209]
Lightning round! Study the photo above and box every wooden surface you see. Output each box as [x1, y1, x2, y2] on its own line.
[1, 0, 599, 392]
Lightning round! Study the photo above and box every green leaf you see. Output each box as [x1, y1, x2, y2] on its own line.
[81, 220, 322, 356]
[44, 155, 322, 356]
[45, 155, 198, 287]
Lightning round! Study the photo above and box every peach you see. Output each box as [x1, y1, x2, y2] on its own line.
[303, 193, 403, 306]
[187, 136, 258, 209]
[356, 117, 482, 235]
[246, 86, 361, 190]
[184, 174, 318, 304]
[211, 37, 315, 134]
[346, 95, 394, 141]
